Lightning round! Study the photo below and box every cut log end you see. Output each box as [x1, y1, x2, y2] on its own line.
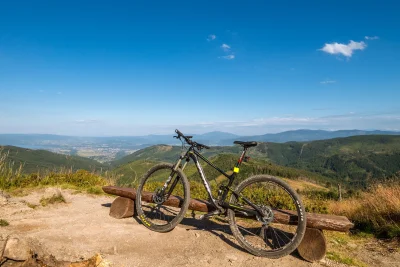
[109, 197, 135, 219]
[297, 228, 327, 262]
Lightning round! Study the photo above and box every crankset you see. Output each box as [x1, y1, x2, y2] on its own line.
[256, 205, 274, 225]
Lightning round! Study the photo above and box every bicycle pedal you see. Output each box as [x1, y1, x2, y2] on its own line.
[199, 210, 221, 220]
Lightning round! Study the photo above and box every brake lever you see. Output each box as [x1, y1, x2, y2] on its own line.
[173, 135, 180, 139]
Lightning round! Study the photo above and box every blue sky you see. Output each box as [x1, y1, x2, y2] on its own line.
[0, 0, 399, 136]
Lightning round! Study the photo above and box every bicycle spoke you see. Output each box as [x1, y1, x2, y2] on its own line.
[137, 163, 189, 231]
[229, 176, 306, 256]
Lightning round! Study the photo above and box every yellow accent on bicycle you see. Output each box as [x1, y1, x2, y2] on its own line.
[233, 167, 239, 173]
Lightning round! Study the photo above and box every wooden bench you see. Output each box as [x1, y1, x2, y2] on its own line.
[102, 186, 353, 262]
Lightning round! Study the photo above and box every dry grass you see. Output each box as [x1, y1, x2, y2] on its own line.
[329, 182, 400, 238]
[0, 149, 117, 194]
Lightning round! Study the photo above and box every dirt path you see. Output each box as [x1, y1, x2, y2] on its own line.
[0, 188, 325, 267]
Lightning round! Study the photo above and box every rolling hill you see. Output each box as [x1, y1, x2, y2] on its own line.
[253, 135, 400, 187]
[0, 145, 106, 173]
[113, 151, 330, 188]
[113, 135, 400, 188]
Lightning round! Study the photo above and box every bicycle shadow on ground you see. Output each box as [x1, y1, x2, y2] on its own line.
[179, 216, 248, 253]
[102, 202, 304, 261]
[177, 216, 304, 261]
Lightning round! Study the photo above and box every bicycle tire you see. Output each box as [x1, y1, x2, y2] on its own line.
[136, 163, 190, 233]
[228, 175, 306, 258]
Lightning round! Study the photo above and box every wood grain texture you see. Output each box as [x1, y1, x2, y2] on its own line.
[109, 197, 134, 219]
[297, 228, 327, 262]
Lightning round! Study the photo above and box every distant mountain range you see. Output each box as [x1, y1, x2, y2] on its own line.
[228, 129, 400, 144]
[0, 129, 399, 148]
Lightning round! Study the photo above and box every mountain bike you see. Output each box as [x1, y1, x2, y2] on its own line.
[136, 129, 306, 258]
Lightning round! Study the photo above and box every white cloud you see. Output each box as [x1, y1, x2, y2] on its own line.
[320, 80, 336, 84]
[220, 54, 235, 60]
[365, 36, 379, 40]
[320, 40, 367, 57]
[221, 43, 231, 52]
[207, 34, 216, 41]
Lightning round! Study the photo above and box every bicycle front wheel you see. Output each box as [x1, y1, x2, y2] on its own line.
[228, 175, 306, 258]
[136, 163, 190, 233]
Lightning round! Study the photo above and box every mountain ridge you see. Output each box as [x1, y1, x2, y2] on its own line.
[1, 129, 399, 148]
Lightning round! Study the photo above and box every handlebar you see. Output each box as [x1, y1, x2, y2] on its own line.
[175, 129, 210, 150]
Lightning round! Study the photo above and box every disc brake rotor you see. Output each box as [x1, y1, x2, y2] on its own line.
[152, 188, 166, 204]
[257, 205, 274, 225]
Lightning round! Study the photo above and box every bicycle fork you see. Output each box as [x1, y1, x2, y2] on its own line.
[160, 153, 189, 200]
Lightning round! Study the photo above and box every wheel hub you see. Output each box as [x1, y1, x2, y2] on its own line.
[152, 188, 166, 204]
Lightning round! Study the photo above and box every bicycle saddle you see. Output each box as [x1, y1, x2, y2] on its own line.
[233, 141, 258, 148]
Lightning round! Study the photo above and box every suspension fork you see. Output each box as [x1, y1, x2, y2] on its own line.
[163, 153, 190, 198]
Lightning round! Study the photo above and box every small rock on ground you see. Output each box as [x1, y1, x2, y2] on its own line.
[2, 236, 31, 261]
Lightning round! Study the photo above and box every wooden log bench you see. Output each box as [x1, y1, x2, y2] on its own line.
[102, 186, 353, 262]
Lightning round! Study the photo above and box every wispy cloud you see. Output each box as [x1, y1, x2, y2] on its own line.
[320, 40, 366, 57]
[75, 119, 99, 124]
[207, 34, 216, 41]
[168, 112, 400, 135]
[220, 54, 235, 60]
[221, 43, 231, 52]
[320, 80, 336, 84]
[365, 36, 379, 40]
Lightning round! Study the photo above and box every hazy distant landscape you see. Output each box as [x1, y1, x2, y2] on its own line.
[2, 130, 400, 191]
[1, 129, 399, 163]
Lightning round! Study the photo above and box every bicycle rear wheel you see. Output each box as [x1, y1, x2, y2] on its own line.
[136, 163, 190, 233]
[228, 175, 306, 258]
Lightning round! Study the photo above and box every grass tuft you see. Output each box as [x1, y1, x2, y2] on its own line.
[40, 194, 66, 207]
[326, 251, 368, 267]
[0, 219, 9, 227]
[26, 202, 38, 209]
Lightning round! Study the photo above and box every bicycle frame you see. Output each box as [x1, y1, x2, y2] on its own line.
[169, 146, 264, 218]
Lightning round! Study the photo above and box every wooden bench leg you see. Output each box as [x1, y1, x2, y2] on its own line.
[109, 197, 135, 219]
[297, 228, 327, 262]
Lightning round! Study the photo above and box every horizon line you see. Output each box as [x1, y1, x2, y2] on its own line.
[0, 128, 399, 138]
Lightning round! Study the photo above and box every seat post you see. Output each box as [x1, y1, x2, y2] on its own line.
[236, 147, 248, 167]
